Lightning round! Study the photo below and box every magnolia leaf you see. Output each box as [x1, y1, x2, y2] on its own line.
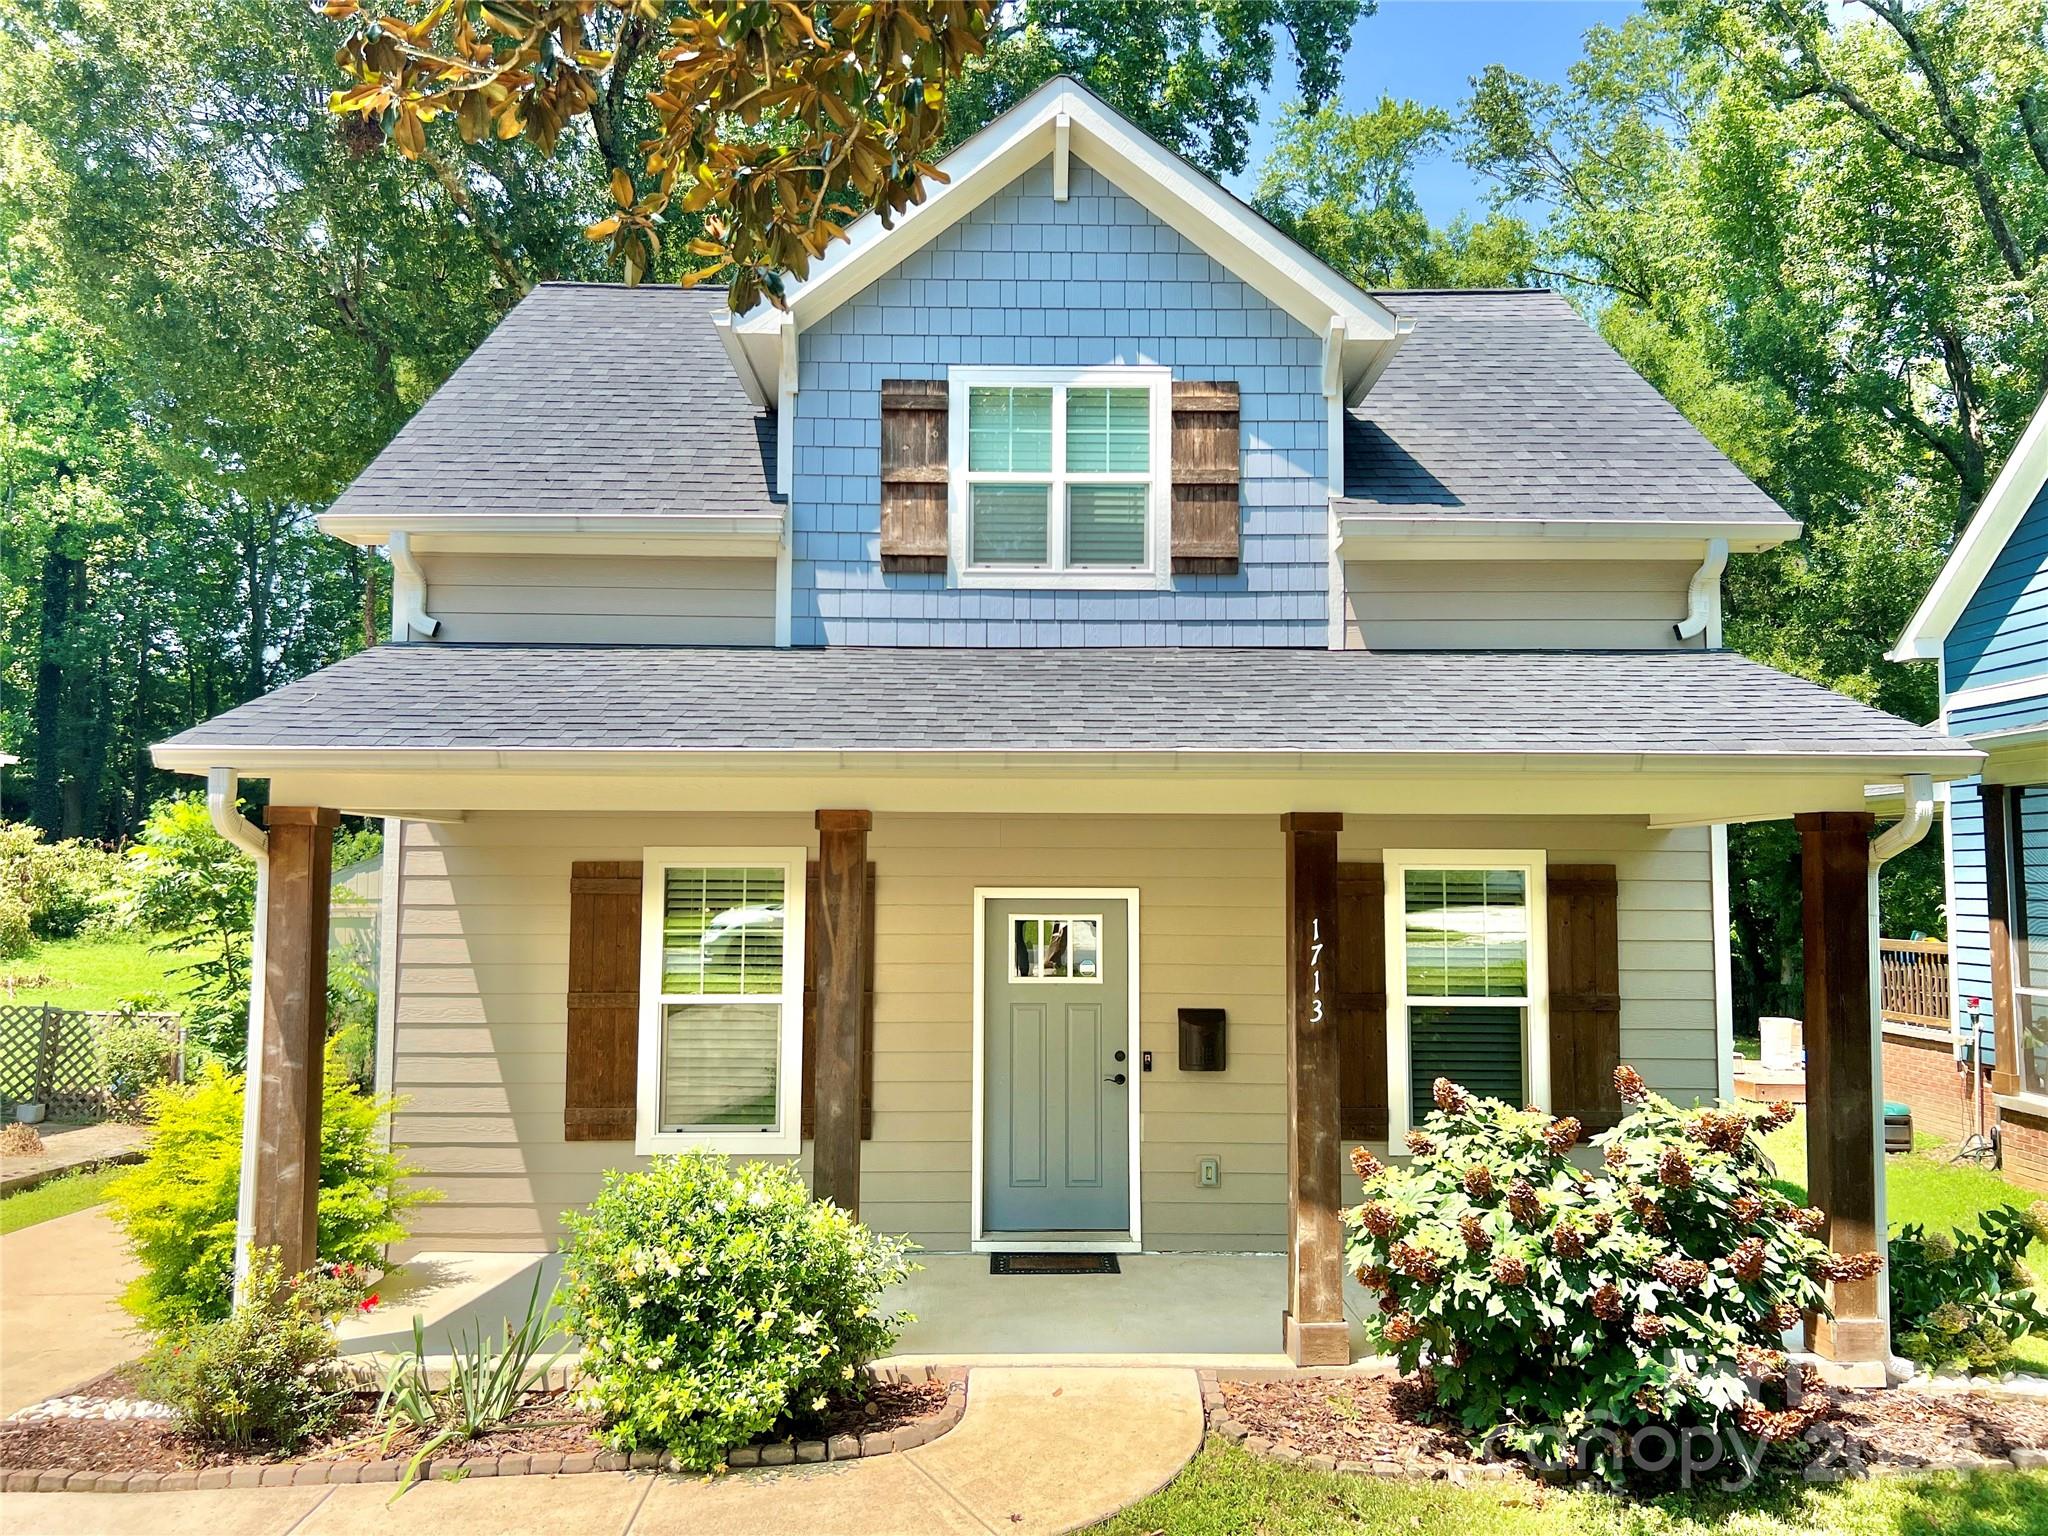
[585, 217, 621, 241]
[609, 168, 634, 208]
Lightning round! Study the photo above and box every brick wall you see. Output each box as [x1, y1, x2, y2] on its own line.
[1881, 1025, 2048, 1192]
[792, 157, 1329, 647]
[2000, 1105, 2048, 1192]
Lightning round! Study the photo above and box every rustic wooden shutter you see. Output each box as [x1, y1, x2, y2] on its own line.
[880, 379, 949, 572]
[1336, 863, 1388, 1141]
[1170, 380, 1241, 573]
[801, 860, 876, 1139]
[1547, 864, 1623, 1132]
[564, 861, 642, 1141]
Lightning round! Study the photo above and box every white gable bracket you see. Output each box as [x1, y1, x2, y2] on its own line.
[1053, 112, 1070, 202]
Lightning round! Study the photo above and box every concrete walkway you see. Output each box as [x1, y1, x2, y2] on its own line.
[0, 1204, 140, 1415]
[0, 1120, 148, 1195]
[0, 1366, 1201, 1536]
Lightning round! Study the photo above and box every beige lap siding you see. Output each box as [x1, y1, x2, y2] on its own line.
[415, 553, 776, 645]
[1343, 560, 1697, 651]
[384, 812, 1719, 1258]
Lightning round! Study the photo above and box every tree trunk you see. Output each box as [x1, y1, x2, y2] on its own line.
[29, 533, 76, 836]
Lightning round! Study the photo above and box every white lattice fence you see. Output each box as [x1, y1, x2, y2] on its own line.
[0, 1003, 179, 1119]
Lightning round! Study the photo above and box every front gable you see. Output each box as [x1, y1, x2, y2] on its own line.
[788, 154, 1332, 646]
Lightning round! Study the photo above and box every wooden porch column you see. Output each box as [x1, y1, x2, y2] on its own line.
[1983, 788, 2021, 1099]
[253, 805, 336, 1280]
[813, 810, 871, 1216]
[1796, 810, 1886, 1365]
[1283, 812, 1349, 1366]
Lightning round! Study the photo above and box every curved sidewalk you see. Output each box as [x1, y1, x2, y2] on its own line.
[0, 1366, 1202, 1536]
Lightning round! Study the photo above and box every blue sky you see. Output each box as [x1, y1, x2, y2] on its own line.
[1227, 1, 1643, 226]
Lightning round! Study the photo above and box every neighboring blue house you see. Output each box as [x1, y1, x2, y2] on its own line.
[1893, 391, 2048, 1185]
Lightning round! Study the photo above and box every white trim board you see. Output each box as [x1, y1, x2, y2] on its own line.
[725, 76, 1407, 412]
[1893, 389, 2048, 660]
[969, 886, 1144, 1252]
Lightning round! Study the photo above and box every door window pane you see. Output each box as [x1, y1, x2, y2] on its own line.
[1011, 915, 1103, 980]
[971, 485, 1050, 565]
[1068, 485, 1148, 567]
[661, 1003, 780, 1129]
[1403, 868, 1528, 997]
[968, 386, 1053, 472]
[662, 867, 784, 994]
[1065, 387, 1149, 473]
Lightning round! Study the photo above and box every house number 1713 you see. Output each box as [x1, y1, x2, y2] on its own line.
[1309, 916, 1324, 1024]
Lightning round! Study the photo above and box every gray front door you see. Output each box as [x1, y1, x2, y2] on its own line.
[983, 898, 1132, 1233]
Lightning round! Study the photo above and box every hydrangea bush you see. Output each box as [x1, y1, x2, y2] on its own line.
[1890, 1203, 2048, 1374]
[556, 1152, 916, 1469]
[1347, 1067, 1875, 1481]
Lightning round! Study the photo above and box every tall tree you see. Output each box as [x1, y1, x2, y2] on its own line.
[1460, 1, 2047, 1020]
[945, 0, 1374, 174]
[1252, 96, 1538, 288]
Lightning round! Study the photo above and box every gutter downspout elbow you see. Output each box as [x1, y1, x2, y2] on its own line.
[388, 530, 441, 641]
[1674, 537, 1729, 646]
[1864, 769, 1934, 1378]
[208, 768, 269, 1305]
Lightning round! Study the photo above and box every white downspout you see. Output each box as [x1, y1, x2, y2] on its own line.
[1673, 537, 1729, 647]
[387, 530, 440, 642]
[1867, 772, 1935, 1375]
[207, 767, 268, 1304]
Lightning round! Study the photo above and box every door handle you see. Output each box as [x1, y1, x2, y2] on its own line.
[1105, 1073, 1127, 1086]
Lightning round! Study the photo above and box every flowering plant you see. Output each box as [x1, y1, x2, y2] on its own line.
[1348, 1067, 1870, 1482]
[1890, 1202, 2048, 1373]
[556, 1151, 917, 1469]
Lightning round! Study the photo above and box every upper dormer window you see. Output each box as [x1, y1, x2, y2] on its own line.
[948, 366, 1173, 589]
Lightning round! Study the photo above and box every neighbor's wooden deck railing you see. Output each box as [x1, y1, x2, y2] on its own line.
[1880, 938, 1950, 1029]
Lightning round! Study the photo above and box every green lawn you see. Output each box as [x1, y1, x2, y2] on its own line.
[0, 933, 185, 1011]
[1087, 1443, 2048, 1535]
[1762, 1116, 2048, 1374]
[0, 1164, 127, 1234]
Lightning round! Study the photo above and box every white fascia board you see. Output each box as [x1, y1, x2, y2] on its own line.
[151, 742, 1985, 782]
[315, 511, 787, 558]
[1335, 514, 1799, 561]
[1891, 389, 2048, 661]
[713, 311, 771, 410]
[731, 76, 1402, 363]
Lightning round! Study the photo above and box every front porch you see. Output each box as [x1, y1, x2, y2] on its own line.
[339, 1248, 1389, 1369]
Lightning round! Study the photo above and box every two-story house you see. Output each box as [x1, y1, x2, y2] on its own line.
[1890, 392, 2048, 1188]
[156, 79, 1975, 1370]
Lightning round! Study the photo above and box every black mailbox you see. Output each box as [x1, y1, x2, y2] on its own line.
[1178, 1008, 1226, 1072]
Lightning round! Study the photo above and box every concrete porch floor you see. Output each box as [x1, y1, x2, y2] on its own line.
[338, 1250, 1391, 1371]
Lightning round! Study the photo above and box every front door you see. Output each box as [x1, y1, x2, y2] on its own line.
[983, 898, 1132, 1234]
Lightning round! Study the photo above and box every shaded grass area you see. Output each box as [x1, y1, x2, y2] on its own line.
[1762, 1116, 2048, 1375]
[1086, 1442, 2048, 1535]
[0, 1165, 126, 1235]
[0, 934, 185, 1011]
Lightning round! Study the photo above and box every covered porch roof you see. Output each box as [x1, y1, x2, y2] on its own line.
[152, 644, 1977, 825]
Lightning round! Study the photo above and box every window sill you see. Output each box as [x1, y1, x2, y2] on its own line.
[1993, 1093, 2048, 1124]
[951, 567, 1172, 592]
[635, 1128, 801, 1158]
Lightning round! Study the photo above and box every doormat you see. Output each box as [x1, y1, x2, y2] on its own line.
[988, 1252, 1121, 1275]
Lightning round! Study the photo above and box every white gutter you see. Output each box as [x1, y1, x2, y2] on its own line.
[1673, 537, 1728, 646]
[207, 768, 268, 1305]
[387, 531, 441, 641]
[1866, 770, 1934, 1374]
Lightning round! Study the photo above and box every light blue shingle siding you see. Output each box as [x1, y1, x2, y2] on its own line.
[1948, 777, 1997, 1060]
[1946, 480, 2048, 695]
[1949, 695, 2048, 735]
[790, 158, 1329, 647]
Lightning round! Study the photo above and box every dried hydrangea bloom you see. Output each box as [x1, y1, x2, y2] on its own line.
[1614, 1064, 1650, 1105]
[1541, 1116, 1582, 1154]
[1459, 1213, 1492, 1253]
[1462, 1165, 1495, 1200]
[1490, 1254, 1529, 1287]
[1433, 1076, 1472, 1114]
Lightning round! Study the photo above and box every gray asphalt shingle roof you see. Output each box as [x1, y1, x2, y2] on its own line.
[324, 284, 779, 522]
[158, 645, 1963, 761]
[1343, 290, 1794, 525]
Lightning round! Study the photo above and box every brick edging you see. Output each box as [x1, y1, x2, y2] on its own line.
[1196, 1370, 2048, 1483]
[0, 1365, 967, 1494]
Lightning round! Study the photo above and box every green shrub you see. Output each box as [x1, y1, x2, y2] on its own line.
[108, 1053, 434, 1329]
[1348, 1067, 1856, 1483]
[0, 821, 123, 949]
[119, 794, 257, 1064]
[557, 1152, 917, 1469]
[1890, 1203, 2048, 1374]
[94, 1011, 177, 1115]
[138, 1248, 371, 1450]
[328, 951, 379, 1091]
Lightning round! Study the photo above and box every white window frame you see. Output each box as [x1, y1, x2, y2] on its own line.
[1006, 911, 1107, 984]
[1382, 850, 1550, 1145]
[635, 847, 807, 1156]
[2002, 786, 2048, 1106]
[946, 364, 1173, 590]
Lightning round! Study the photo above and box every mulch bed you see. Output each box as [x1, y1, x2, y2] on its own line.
[1213, 1374, 2048, 1479]
[0, 1369, 952, 1477]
